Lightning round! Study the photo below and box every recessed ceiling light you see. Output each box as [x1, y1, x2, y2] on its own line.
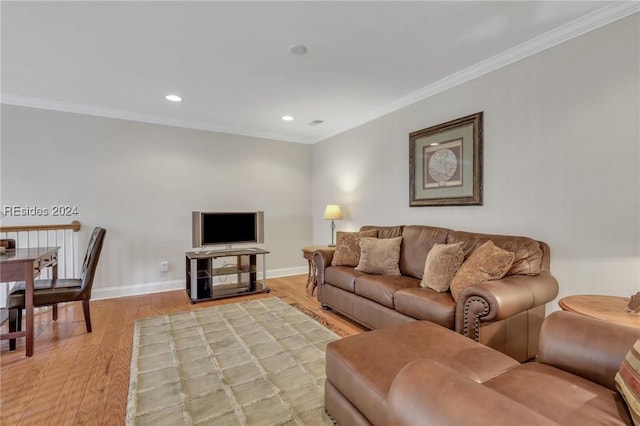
[281, 115, 294, 121]
[290, 45, 308, 55]
[165, 94, 182, 102]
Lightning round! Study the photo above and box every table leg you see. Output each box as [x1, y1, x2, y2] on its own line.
[52, 260, 59, 320]
[305, 259, 312, 284]
[305, 258, 314, 296]
[24, 262, 34, 357]
[310, 266, 318, 296]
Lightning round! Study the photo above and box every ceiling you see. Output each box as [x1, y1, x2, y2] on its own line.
[1, 1, 635, 144]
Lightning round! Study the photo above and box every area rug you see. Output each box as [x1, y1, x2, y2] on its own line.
[126, 297, 339, 425]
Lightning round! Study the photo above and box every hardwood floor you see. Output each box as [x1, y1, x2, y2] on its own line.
[0, 274, 366, 425]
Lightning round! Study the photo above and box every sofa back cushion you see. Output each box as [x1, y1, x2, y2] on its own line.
[400, 225, 451, 279]
[447, 230, 543, 275]
[360, 225, 404, 239]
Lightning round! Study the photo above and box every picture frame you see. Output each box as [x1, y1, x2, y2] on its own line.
[409, 112, 483, 206]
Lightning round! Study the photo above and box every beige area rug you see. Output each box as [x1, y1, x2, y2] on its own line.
[126, 298, 339, 425]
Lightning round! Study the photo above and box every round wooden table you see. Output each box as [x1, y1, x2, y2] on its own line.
[301, 245, 335, 297]
[558, 295, 640, 329]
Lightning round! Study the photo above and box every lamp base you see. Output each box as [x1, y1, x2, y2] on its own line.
[329, 219, 337, 247]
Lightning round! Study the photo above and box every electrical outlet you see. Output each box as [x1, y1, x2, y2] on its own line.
[160, 261, 169, 273]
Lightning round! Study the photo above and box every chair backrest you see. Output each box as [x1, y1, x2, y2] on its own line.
[1, 239, 16, 249]
[79, 227, 106, 299]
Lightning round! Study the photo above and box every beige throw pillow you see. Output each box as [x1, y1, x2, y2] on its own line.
[450, 240, 515, 302]
[331, 230, 378, 267]
[615, 339, 640, 426]
[355, 237, 402, 275]
[420, 242, 464, 292]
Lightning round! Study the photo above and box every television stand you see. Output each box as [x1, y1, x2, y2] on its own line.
[185, 248, 270, 303]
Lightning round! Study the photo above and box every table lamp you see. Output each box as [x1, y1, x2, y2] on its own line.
[323, 204, 343, 247]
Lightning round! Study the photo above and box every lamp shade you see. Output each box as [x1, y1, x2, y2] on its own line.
[323, 204, 343, 220]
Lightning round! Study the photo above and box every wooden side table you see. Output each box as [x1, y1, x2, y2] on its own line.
[302, 245, 335, 297]
[559, 295, 640, 329]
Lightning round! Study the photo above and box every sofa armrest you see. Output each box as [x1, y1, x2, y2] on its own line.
[455, 271, 559, 339]
[312, 249, 334, 299]
[388, 359, 557, 426]
[537, 311, 640, 391]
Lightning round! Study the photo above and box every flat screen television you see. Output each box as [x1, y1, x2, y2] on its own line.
[192, 211, 264, 249]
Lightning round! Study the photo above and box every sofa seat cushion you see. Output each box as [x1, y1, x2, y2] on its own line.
[326, 321, 519, 426]
[325, 266, 366, 293]
[354, 274, 419, 308]
[393, 288, 456, 329]
[485, 362, 632, 426]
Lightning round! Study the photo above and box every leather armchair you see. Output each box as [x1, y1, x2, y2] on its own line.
[387, 311, 640, 426]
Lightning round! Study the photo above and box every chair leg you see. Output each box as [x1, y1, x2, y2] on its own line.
[82, 300, 92, 333]
[52, 304, 58, 321]
[8, 308, 22, 351]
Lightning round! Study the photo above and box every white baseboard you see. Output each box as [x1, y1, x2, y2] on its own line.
[267, 266, 307, 278]
[91, 266, 307, 300]
[92, 279, 184, 300]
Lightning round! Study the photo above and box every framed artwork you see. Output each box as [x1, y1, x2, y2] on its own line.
[409, 112, 483, 206]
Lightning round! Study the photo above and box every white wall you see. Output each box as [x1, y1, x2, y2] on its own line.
[312, 15, 640, 306]
[1, 106, 312, 298]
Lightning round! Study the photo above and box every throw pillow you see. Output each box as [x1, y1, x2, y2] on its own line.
[450, 240, 515, 302]
[420, 242, 464, 292]
[331, 230, 378, 267]
[355, 236, 402, 275]
[615, 339, 640, 426]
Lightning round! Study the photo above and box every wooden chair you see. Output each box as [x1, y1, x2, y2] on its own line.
[7, 227, 106, 350]
[1, 239, 16, 249]
[0, 239, 16, 324]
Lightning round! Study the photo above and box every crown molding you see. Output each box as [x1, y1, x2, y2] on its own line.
[0, 94, 311, 144]
[311, 2, 640, 143]
[1, 2, 637, 145]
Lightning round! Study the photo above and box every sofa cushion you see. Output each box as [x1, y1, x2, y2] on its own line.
[331, 230, 378, 267]
[485, 362, 632, 425]
[326, 321, 519, 426]
[615, 339, 640, 426]
[394, 288, 456, 329]
[325, 266, 367, 293]
[360, 225, 404, 239]
[355, 236, 402, 275]
[447, 230, 543, 276]
[450, 240, 515, 302]
[354, 274, 419, 308]
[420, 242, 464, 292]
[399, 225, 450, 279]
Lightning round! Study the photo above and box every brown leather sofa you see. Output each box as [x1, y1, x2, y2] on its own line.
[314, 225, 559, 362]
[324, 311, 640, 425]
